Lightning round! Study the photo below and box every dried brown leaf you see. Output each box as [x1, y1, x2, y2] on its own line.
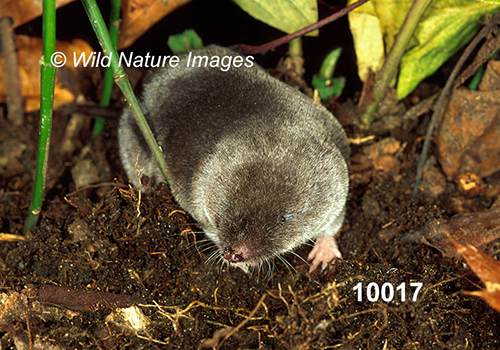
[437, 89, 500, 180]
[402, 206, 500, 259]
[0, 35, 93, 111]
[118, 0, 194, 50]
[0, 0, 75, 29]
[37, 285, 143, 311]
[449, 238, 500, 313]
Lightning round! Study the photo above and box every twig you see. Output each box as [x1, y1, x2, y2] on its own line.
[134, 153, 144, 235]
[216, 294, 267, 350]
[0, 233, 25, 242]
[0, 17, 24, 125]
[232, 0, 370, 54]
[360, 0, 433, 127]
[454, 21, 500, 89]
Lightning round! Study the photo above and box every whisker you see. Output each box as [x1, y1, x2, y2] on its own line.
[205, 251, 219, 266]
[186, 238, 210, 249]
[266, 259, 274, 280]
[277, 255, 296, 275]
[304, 239, 315, 248]
[198, 244, 216, 254]
[205, 251, 222, 274]
[289, 251, 309, 266]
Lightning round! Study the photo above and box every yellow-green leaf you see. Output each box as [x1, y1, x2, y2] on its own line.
[477, 0, 500, 4]
[232, 0, 318, 36]
[348, 0, 500, 99]
[348, 1, 385, 82]
[397, 3, 500, 99]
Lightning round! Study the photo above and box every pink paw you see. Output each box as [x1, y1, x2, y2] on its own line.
[307, 236, 342, 273]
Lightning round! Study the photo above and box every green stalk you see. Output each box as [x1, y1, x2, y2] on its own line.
[24, 0, 56, 234]
[81, 0, 171, 186]
[467, 63, 485, 90]
[289, 37, 303, 78]
[360, 0, 433, 128]
[92, 0, 121, 136]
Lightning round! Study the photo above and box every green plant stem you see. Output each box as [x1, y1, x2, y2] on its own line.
[467, 63, 485, 90]
[360, 0, 433, 128]
[289, 37, 303, 78]
[81, 0, 171, 186]
[24, 0, 56, 234]
[92, 0, 121, 136]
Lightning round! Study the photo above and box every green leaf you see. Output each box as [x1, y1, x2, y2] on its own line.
[314, 47, 345, 100]
[167, 29, 204, 53]
[349, 0, 500, 99]
[319, 47, 342, 79]
[232, 0, 319, 36]
[312, 75, 345, 100]
[397, 3, 500, 99]
[347, 1, 386, 82]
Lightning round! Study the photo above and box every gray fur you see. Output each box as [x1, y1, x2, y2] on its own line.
[118, 45, 349, 270]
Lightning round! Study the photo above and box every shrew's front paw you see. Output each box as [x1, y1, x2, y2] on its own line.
[307, 236, 342, 273]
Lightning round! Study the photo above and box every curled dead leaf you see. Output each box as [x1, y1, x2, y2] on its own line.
[448, 237, 500, 313]
[0, 35, 94, 112]
[118, 0, 194, 50]
[0, 0, 75, 29]
[402, 205, 500, 259]
[437, 89, 500, 180]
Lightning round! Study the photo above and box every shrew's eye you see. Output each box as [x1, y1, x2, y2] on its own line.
[280, 213, 294, 224]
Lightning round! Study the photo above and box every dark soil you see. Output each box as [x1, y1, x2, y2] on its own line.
[2, 74, 500, 349]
